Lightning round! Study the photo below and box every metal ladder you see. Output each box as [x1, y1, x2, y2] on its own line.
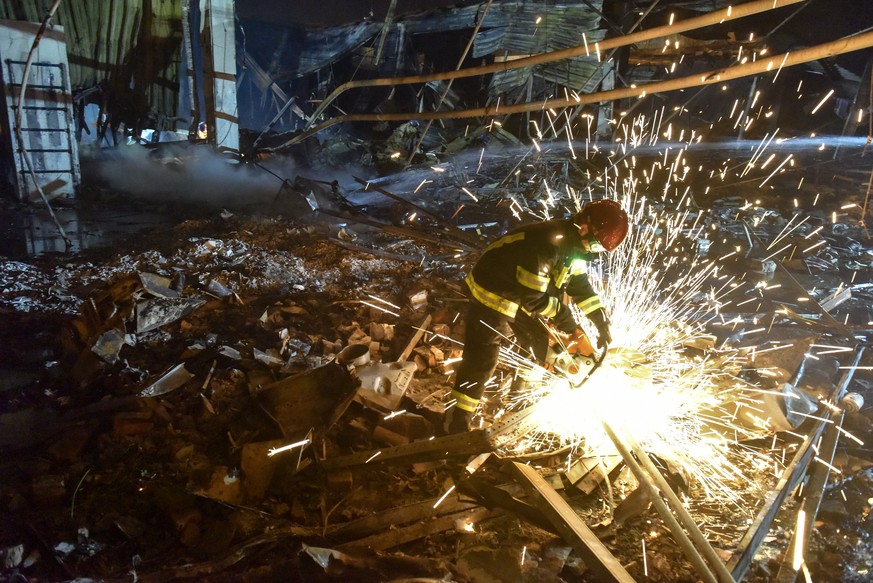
[4, 58, 79, 200]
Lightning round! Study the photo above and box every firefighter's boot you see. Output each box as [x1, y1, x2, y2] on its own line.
[444, 407, 472, 434]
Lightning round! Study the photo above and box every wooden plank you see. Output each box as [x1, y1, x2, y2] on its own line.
[457, 477, 558, 535]
[566, 455, 621, 494]
[321, 428, 494, 469]
[338, 507, 492, 551]
[510, 461, 635, 583]
[398, 314, 432, 363]
[327, 492, 478, 542]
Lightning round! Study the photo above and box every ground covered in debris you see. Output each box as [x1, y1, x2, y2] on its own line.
[3, 144, 873, 582]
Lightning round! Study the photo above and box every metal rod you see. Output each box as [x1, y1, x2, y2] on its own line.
[269, 28, 873, 150]
[303, 0, 804, 129]
[511, 461, 636, 583]
[602, 421, 720, 583]
[625, 429, 737, 583]
[352, 176, 483, 247]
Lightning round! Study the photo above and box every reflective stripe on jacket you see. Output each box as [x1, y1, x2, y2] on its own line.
[465, 218, 602, 331]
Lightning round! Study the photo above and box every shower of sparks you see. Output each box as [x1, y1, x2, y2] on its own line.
[434, 484, 456, 508]
[403, 27, 873, 532]
[454, 99, 869, 517]
[485, 187, 778, 507]
[267, 438, 311, 457]
[360, 300, 400, 317]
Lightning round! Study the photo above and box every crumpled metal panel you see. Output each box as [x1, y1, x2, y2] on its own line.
[471, 2, 607, 95]
[472, 25, 508, 59]
[243, 19, 382, 80]
[256, 362, 359, 438]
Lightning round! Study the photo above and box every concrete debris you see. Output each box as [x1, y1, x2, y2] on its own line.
[4, 143, 873, 583]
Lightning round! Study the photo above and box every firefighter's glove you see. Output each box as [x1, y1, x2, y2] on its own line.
[588, 308, 611, 348]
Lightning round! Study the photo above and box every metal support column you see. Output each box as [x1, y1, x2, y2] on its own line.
[202, 0, 239, 154]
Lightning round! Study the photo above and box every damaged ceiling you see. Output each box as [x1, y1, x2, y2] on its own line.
[2, 0, 873, 582]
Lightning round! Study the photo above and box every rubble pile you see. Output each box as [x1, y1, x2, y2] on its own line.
[2, 151, 873, 581]
[0, 213, 486, 581]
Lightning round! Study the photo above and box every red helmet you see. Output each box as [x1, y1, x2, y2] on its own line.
[576, 200, 629, 252]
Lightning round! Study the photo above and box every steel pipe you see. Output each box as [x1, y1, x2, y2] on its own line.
[269, 28, 873, 150]
[304, 0, 805, 129]
[602, 421, 724, 583]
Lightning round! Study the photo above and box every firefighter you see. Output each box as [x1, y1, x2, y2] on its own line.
[445, 199, 630, 433]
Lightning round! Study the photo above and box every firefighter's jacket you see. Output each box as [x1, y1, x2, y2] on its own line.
[465, 218, 603, 332]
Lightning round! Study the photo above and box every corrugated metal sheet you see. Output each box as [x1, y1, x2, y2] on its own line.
[471, 25, 508, 58]
[297, 23, 382, 78]
[0, 0, 181, 119]
[471, 2, 606, 96]
[487, 4, 601, 55]
[488, 66, 532, 95]
[404, 1, 601, 35]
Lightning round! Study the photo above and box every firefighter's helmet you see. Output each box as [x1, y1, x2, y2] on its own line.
[575, 200, 629, 252]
